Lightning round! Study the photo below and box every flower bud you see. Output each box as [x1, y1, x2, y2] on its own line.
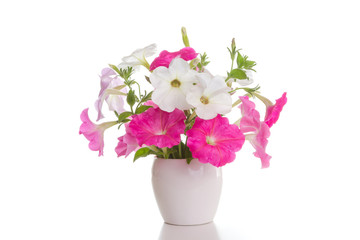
[181, 27, 190, 47]
[231, 38, 236, 51]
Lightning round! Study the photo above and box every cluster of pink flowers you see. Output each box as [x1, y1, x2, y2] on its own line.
[79, 28, 287, 168]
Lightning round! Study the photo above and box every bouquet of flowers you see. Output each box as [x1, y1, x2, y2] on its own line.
[79, 27, 287, 168]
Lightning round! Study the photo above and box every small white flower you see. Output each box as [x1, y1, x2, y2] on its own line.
[186, 73, 232, 120]
[118, 44, 157, 69]
[150, 58, 197, 112]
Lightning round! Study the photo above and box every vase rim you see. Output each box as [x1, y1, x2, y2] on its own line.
[155, 157, 189, 161]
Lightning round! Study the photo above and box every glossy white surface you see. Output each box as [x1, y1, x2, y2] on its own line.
[159, 222, 220, 240]
[152, 158, 222, 225]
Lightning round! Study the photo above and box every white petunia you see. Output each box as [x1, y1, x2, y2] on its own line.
[186, 74, 232, 120]
[118, 44, 157, 69]
[150, 58, 197, 112]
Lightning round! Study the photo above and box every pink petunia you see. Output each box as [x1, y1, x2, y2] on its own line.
[79, 108, 117, 156]
[128, 107, 186, 148]
[264, 92, 287, 128]
[149, 47, 198, 71]
[186, 115, 245, 167]
[239, 96, 271, 168]
[115, 123, 140, 157]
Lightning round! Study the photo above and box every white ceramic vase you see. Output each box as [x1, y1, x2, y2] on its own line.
[152, 158, 222, 226]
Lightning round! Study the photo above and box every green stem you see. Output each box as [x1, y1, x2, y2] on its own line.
[134, 82, 142, 98]
[178, 142, 182, 159]
[232, 98, 242, 108]
[142, 59, 150, 71]
[148, 145, 159, 153]
[162, 147, 168, 159]
[253, 92, 273, 107]
[188, 111, 197, 122]
[99, 121, 118, 130]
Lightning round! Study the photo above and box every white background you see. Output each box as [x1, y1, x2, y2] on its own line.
[1, 0, 359, 239]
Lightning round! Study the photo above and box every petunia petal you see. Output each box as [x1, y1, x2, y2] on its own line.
[265, 92, 287, 128]
[239, 96, 272, 168]
[187, 115, 245, 167]
[149, 47, 197, 71]
[129, 108, 186, 149]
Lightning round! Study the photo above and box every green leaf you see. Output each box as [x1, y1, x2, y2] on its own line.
[121, 119, 131, 123]
[117, 111, 132, 122]
[243, 60, 256, 70]
[127, 90, 136, 107]
[229, 69, 247, 80]
[133, 148, 151, 162]
[109, 64, 121, 75]
[186, 158, 193, 164]
[140, 91, 153, 104]
[135, 105, 152, 114]
[184, 144, 193, 159]
[236, 53, 244, 68]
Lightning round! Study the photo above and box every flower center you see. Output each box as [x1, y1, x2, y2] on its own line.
[206, 136, 216, 146]
[171, 79, 181, 88]
[155, 130, 167, 135]
[200, 96, 209, 105]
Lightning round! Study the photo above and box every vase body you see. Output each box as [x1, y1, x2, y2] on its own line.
[152, 158, 222, 225]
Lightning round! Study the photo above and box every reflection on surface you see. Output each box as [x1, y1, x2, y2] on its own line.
[158, 222, 220, 240]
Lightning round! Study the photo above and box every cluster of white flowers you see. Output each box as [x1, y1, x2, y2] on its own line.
[150, 58, 232, 120]
[115, 44, 254, 120]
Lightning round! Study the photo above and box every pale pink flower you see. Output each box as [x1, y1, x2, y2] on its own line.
[79, 108, 117, 156]
[264, 92, 287, 128]
[95, 68, 127, 121]
[186, 115, 245, 167]
[129, 107, 186, 148]
[115, 123, 140, 157]
[149, 47, 198, 71]
[239, 96, 271, 168]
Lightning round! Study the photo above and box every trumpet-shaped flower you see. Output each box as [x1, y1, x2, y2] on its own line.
[186, 115, 245, 167]
[115, 123, 140, 157]
[79, 108, 117, 156]
[149, 47, 198, 71]
[264, 92, 287, 128]
[129, 107, 186, 148]
[150, 58, 198, 112]
[95, 68, 127, 121]
[186, 74, 232, 120]
[119, 44, 157, 69]
[239, 96, 271, 168]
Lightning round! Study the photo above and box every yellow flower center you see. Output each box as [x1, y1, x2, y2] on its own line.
[206, 136, 216, 146]
[171, 79, 181, 88]
[200, 96, 209, 105]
